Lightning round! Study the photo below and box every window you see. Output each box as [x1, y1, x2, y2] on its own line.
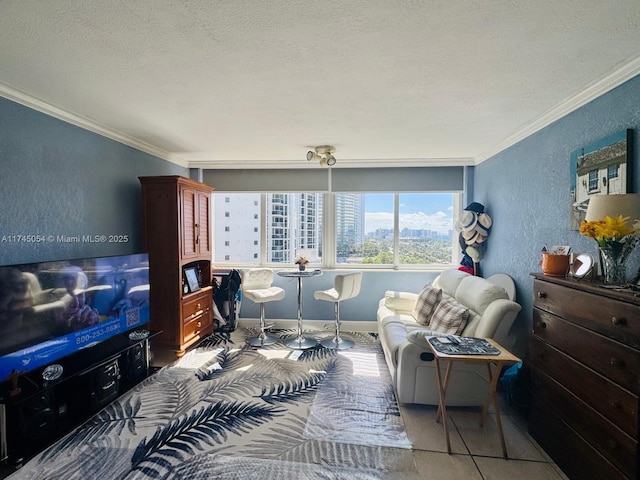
[214, 192, 458, 268]
[588, 170, 598, 191]
[608, 164, 618, 179]
[214, 193, 322, 265]
[338, 194, 392, 264]
[336, 193, 455, 266]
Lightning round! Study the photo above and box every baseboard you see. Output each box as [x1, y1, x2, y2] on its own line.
[236, 318, 378, 333]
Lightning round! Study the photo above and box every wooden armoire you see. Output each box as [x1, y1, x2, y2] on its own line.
[139, 175, 214, 359]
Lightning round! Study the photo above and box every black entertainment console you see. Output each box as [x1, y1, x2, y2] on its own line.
[0, 330, 159, 468]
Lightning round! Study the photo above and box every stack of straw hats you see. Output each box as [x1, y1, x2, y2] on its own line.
[455, 202, 492, 263]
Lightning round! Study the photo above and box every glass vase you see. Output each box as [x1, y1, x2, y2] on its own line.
[598, 238, 637, 284]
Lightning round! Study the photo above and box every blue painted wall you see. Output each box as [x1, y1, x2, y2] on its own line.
[0, 97, 187, 265]
[474, 74, 640, 355]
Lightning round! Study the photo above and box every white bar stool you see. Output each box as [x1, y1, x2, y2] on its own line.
[241, 268, 285, 347]
[313, 272, 362, 350]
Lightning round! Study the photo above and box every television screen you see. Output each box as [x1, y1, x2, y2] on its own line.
[0, 253, 150, 381]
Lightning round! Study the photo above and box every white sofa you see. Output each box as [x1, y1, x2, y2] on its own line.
[377, 269, 521, 406]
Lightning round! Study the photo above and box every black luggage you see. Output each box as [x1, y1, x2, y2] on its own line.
[212, 269, 241, 332]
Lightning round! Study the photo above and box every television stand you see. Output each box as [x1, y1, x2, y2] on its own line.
[0, 330, 160, 469]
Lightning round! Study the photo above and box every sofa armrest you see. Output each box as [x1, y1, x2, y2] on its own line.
[472, 299, 522, 347]
[383, 290, 418, 314]
[406, 328, 441, 349]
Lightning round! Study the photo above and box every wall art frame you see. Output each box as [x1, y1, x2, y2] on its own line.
[569, 128, 633, 230]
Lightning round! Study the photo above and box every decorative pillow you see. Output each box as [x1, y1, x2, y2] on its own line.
[412, 285, 442, 326]
[429, 298, 469, 335]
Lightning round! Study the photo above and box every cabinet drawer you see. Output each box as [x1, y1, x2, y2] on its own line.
[530, 337, 638, 438]
[531, 366, 637, 479]
[533, 309, 640, 394]
[182, 291, 212, 321]
[183, 314, 207, 343]
[529, 393, 629, 480]
[533, 279, 640, 348]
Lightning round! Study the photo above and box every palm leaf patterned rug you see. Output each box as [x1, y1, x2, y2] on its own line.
[8, 328, 418, 479]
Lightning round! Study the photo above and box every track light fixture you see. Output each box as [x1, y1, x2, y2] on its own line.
[306, 145, 336, 167]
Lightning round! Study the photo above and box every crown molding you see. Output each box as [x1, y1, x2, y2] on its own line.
[474, 55, 640, 165]
[0, 83, 188, 168]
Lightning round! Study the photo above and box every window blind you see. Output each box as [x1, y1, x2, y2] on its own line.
[203, 166, 464, 193]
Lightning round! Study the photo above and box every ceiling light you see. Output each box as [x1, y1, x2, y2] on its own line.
[306, 151, 321, 162]
[306, 145, 336, 167]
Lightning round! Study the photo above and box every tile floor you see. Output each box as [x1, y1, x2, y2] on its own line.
[400, 400, 569, 480]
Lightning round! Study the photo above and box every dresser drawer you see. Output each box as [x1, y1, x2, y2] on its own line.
[182, 290, 212, 321]
[529, 393, 629, 480]
[530, 337, 638, 438]
[533, 279, 640, 348]
[533, 309, 640, 394]
[531, 366, 637, 479]
[183, 313, 208, 343]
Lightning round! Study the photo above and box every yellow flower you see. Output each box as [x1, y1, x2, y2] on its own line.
[580, 215, 639, 247]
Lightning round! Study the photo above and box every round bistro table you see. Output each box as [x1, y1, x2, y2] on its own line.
[277, 269, 322, 349]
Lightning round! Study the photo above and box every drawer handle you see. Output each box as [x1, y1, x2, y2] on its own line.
[197, 321, 202, 328]
[610, 358, 624, 367]
[609, 400, 621, 410]
[196, 303, 201, 309]
[605, 439, 618, 451]
[611, 317, 626, 326]
[538, 321, 547, 329]
[102, 381, 116, 391]
[537, 291, 547, 299]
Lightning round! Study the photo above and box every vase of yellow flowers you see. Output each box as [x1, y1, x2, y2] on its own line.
[580, 215, 640, 284]
[295, 256, 309, 271]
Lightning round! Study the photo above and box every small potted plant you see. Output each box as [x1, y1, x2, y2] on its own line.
[295, 256, 310, 271]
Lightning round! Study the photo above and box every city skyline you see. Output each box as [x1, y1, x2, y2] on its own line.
[364, 193, 454, 235]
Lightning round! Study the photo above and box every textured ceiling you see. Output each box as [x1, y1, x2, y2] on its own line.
[1, 1, 639, 168]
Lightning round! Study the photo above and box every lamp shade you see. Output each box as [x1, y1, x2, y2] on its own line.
[584, 194, 640, 222]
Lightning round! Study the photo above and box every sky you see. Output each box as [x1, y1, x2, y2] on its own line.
[364, 193, 454, 235]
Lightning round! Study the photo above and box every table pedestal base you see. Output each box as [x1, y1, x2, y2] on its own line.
[320, 337, 354, 350]
[285, 336, 318, 349]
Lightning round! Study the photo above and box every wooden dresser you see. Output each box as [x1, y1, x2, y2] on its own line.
[139, 176, 215, 359]
[529, 273, 640, 480]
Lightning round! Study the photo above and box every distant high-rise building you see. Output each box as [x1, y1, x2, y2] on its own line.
[214, 193, 322, 264]
[335, 194, 364, 257]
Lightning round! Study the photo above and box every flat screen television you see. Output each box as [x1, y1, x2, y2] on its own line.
[0, 253, 150, 381]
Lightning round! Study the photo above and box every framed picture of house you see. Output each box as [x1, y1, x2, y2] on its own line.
[569, 129, 633, 230]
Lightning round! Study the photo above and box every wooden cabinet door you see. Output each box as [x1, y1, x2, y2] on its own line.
[197, 191, 211, 256]
[181, 187, 198, 259]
